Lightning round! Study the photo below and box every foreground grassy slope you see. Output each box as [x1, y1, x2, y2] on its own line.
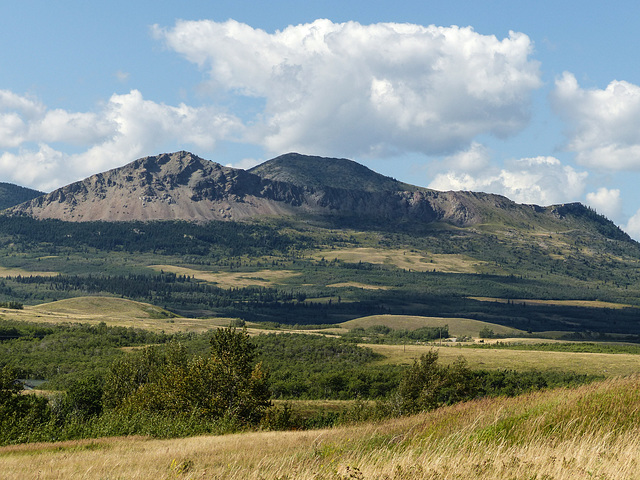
[2, 376, 639, 479]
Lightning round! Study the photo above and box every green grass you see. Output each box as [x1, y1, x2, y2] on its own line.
[339, 314, 524, 338]
[365, 343, 640, 377]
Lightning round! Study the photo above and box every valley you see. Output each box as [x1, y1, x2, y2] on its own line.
[1, 152, 639, 477]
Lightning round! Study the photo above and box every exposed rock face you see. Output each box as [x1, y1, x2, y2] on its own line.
[9, 152, 309, 222]
[6, 151, 618, 235]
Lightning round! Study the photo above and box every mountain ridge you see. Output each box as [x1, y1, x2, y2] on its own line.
[0, 182, 44, 210]
[3, 151, 631, 243]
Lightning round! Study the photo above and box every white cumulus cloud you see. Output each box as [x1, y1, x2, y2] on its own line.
[428, 156, 588, 206]
[442, 142, 491, 172]
[0, 89, 243, 191]
[585, 187, 622, 220]
[551, 72, 640, 170]
[154, 19, 542, 158]
[625, 209, 640, 241]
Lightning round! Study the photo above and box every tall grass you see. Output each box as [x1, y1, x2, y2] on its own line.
[2, 376, 639, 479]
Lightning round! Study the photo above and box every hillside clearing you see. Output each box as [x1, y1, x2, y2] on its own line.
[326, 281, 390, 290]
[148, 265, 299, 287]
[0, 266, 58, 277]
[311, 247, 485, 273]
[1, 376, 639, 479]
[0, 296, 236, 334]
[340, 314, 523, 337]
[469, 296, 634, 309]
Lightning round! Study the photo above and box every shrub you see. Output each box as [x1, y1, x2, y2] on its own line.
[102, 327, 270, 425]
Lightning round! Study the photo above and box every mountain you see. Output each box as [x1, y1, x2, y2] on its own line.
[249, 152, 414, 192]
[4, 151, 631, 243]
[0, 182, 44, 211]
[6, 152, 306, 222]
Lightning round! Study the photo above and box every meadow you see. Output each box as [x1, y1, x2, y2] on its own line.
[4, 297, 639, 379]
[0, 297, 232, 334]
[1, 376, 639, 479]
[366, 343, 640, 377]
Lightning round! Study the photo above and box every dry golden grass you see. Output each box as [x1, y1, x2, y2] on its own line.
[469, 296, 634, 309]
[326, 282, 390, 290]
[2, 377, 639, 479]
[0, 296, 237, 334]
[340, 314, 523, 337]
[366, 343, 640, 376]
[0, 296, 331, 336]
[148, 265, 299, 288]
[312, 247, 485, 273]
[0, 266, 58, 277]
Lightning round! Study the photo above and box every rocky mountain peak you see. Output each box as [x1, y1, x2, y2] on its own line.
[3, 151, 631, 243]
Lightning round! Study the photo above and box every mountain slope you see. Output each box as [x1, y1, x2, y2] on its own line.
[4, 151, 632, 245]
[0, 182, 43, 210]
[249, 152, 414, 192]
[7, 152, 309, 222]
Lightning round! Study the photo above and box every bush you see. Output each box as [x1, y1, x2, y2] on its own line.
[397, 350, 479, 414]
[0, 366, 52, 445]
[102, 327, 270, 425]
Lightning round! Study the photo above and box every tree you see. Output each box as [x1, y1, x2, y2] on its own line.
[64, 374, 105, 418]
[397, 350, 479, 414]
[0, 366, 23, 412]
[101, 327, 270, 425]
[206, 326, 271, 424]
[479, 326, 496, 339]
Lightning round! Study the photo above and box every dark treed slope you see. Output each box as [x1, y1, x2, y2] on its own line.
[248, 152, 415, 192]
[0, 182, 44, 210]
[4, 151, 634, 244]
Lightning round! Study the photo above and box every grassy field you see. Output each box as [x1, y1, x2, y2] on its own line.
[148, 265, 299, 288]
[311, 247, 486, 273]
[339, 314, 524, 337]
[2, 376, 639, 479]
[0, 266, 58, 277]
[325, 281, 390, 290]
[469, 296, 635, 309]
[4, 299, 639, 376]
[366, 343, 640, 377]
[0, 296, 237, 334]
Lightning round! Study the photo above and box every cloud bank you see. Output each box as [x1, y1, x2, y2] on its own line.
[585, 187, 622, 220]
[429, 155, 588, 206]
[552, 72, 640, 170]
[154, 19, 542, 158]
[0, 89, 241, 191]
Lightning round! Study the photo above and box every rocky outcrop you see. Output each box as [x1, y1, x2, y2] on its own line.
[5, 151, 627, 241]
[8, 152, 310, 222]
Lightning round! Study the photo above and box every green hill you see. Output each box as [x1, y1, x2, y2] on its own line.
[0, 182, 43, 210]
[249, 152, 414, 192]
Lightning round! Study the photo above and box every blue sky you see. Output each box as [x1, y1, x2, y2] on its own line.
[2, 1, 640, 238]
